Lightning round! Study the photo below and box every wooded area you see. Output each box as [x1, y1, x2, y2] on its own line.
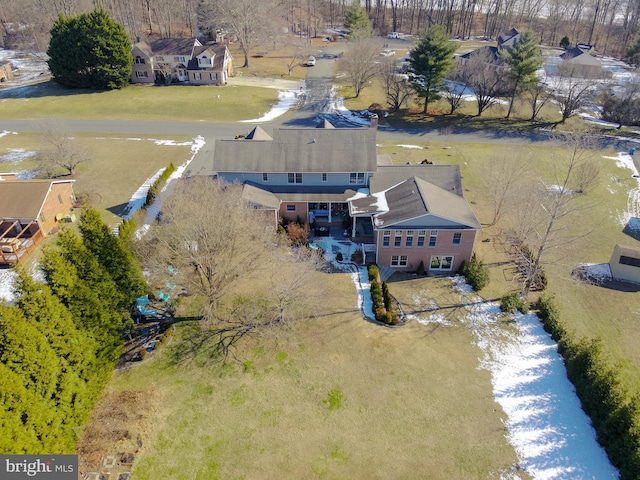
[0, 0, 637, 59]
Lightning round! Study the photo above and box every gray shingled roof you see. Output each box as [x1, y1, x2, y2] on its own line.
[214, 127, 377, 173]
[146, 38, 199, 56]
[241, 184, 280, 209]
[373, 177, 480, 229]
[371, 165, 462, 195]
[245, 125, 272, 140]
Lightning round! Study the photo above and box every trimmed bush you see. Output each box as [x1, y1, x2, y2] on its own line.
[416, 260, 425, 275]
[458, 253, 490, 291]
[500, 292, 528, 314]
[144, 162, 176, 208]
[368, 264, 379, 282]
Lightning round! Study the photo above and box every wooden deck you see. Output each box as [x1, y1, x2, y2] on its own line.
[0, 220, 44, 266]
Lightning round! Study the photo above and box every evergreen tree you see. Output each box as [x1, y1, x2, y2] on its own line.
[500, 31, 543, 119]
[47, 8, 132, 90]
[560, 36, 571, 50]
[79, 208, 146, 309]
[624, 37, 640, 67]
[344, 0, 372, 40]
[409, 26, 457, 114]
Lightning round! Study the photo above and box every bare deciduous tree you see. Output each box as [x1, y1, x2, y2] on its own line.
[197, 0, 285, 68]
[456, 50, 505, 117]
[138, 177, 326, 359]
[338, 39, 382, 98]
[504, 129, 601, 295]
[37, 122, 91, 176]
[379, 57, 413, 111]
[480, 149, 532, 226]
[553, 63, 602, 123]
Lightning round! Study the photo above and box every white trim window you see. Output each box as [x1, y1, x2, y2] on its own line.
[134, 56, 146, 64]
[453, 232, 462, 245]
[430, 256, 453, 270]
[382, 231, 390, 247]
[286, 204, 296, 212]
[406, 230, 414, 247]
[391, 255, 408, 267]
[288, 172, 303, 184]
[417, 230, 426, 247]
[429, 230, 438, 247]
[394, 231, 402, 247]
[349, 172, 365, 184]
[135, 71, 148, 78]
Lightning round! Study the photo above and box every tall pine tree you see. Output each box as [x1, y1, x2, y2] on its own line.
[499, 31, 543, 119]
[409, 26, 457, 115]
[344, 0, 372, 40]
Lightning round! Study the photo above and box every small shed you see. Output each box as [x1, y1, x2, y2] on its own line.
[609, 244, 640, 284]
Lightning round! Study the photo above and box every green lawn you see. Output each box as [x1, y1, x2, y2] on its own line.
[0, 82, 280, 122]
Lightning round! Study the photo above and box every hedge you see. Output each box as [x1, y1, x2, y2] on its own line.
[536, 294, 640, 479]
[144, 162, 176, 209]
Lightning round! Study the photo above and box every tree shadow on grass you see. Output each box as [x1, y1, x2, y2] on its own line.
[0, 79, 107, 99]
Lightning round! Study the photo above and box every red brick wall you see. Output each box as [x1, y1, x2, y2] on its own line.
[376, 228, 477, 273]
[279, 202, 308, 223]
[39, 183, 75, 235]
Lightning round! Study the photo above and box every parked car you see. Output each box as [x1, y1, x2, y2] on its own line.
[380, 49, 396, 57]
[387, 32, 399, 39]
[307, 56, 316, 66]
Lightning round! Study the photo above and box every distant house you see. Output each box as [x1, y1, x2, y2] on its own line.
[211, 121, 481, 274]
[497, 28, 521, 48]
[0, 178, 76, 265]
[609, 244, 640, 284]
[0, 61, 12, 83]
[559, 46, 604, 78]
[131, 38, 233, 86]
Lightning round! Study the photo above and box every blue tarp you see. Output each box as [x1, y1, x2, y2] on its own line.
[137, 304, 158, 316]
[136, 295, 150, 306]
[168, 265, 178, 276]
[157, 290, 170, 302]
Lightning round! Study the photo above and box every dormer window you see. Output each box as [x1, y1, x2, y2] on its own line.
[199, 55, 211, 66]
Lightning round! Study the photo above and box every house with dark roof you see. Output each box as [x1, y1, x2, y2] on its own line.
[0, 177, 76, 265]
[211, 122, 480, 274]
[131, 38, 233, 86]
[497, 28, 521, 48]
[559, 46, 604, 78]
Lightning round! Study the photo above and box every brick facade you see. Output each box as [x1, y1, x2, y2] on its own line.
[376, 228, 477, 274]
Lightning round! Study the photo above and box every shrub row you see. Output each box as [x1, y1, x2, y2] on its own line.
[144, 162, 176, 208]
[536, 294, 640, 479]
[368, 264, 399, 325]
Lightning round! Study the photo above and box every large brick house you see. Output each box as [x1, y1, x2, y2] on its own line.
[131, 38, 233, 86]
[210, 122, 481, 275]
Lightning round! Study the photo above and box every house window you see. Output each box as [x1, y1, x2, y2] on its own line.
[406, 230, 414, 247]
[286, 205, 296, 212]
[263, 173, 268, 182]
[288, 172, 302, 184]
[430, 256, 453, 270]
[391, 255, 408, 267]
[174, 56, 186, 63]
[453, 233, 462, 245]
[429, 230, 438, 247]
[349, 172, 365, 184]
[134, 56, 145, 64]
[620, 255, 640, 267]
[135, 71, 148, 78]
[156, 56, 164, 62]
[322, 173, 327, 182]
[417, 230, 426, 247]
[394, 231, 402, 247]
[193, 72, 201, 80]
[383, 231, 390, 247]
[200, 56, 211, 65]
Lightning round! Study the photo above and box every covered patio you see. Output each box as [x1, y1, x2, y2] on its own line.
[0, 219, 43, 265]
